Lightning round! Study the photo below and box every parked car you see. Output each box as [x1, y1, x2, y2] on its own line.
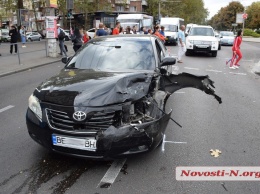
[219, 31, 235, 46]
[0, 29, 11, 42]
[185, 25, 219, 57]
[87, 28, 96, 39]
[26, 35, 222, 159]
[26, 32, 42, 41]
[64, 30, 71, 41]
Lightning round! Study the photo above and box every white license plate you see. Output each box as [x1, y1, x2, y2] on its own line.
[52, 135, 96, 151]
[197, 45, 209, 48]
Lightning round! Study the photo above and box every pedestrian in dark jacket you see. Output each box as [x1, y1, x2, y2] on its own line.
[9, 26, 18, 54]
[71, 28, 83, 52]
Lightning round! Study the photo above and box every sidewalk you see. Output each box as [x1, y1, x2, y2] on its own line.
[243, 37, 260, 43]
[0, 40, 74, 77]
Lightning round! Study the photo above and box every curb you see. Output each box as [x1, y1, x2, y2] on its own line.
[0, 59, 60, 78]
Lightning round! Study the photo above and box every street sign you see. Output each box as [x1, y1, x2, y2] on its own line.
[243, 13, 248, 19]
[232, 23, 238, 26]
[236, 13, 243, 24]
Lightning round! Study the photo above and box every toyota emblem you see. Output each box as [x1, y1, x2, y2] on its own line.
[73, 111, 87, 121]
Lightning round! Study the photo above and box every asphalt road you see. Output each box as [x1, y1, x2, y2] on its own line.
[0, 42, 259, 194]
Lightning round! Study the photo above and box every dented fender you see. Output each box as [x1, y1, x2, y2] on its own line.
[160, 72, 222, 104]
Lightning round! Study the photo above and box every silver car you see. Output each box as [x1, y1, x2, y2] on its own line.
[26, 32, 42, 41]
[220, 31, 235, 46]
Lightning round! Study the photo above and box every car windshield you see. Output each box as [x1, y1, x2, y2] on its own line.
[163, 25, 177, 32]
[220, 32, 234, 36]
[66, 38, 156, 71]
[190, 28, 214, 36]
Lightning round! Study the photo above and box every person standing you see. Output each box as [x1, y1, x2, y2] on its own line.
[20, 26, 26, 47]
[132, 25, 137, 34]
[177, 25, 186, 63]
[125, 26, 132, 34]
[229, 29, 243, 69]
[159, 26, 165, 37]
[71, 28, 83, 52]
[57, 24, 67, 57]
[112, 22, 120, 35]
[9, 26, 18, 54]
[95, 23, 108, 37]
[82, 30, 89, 43]
[143, 27, 148, 34]
[153, 25, 166, 42]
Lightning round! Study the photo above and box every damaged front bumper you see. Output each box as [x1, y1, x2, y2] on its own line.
[26, 107, 171, 159]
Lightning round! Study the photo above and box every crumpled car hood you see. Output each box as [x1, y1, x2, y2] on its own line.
[35, 69, 153, 106]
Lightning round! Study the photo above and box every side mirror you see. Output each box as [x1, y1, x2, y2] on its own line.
[160, 57, 176, 67]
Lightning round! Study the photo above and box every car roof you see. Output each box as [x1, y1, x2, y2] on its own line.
[89, 34, 155, 42]
[193, 25, 213, 28]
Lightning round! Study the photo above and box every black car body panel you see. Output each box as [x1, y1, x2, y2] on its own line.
[26, 35, 222, 159]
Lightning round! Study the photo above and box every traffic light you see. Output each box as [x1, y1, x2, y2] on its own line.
[67, 9, 72, 17]
[55, 9, 59, 16]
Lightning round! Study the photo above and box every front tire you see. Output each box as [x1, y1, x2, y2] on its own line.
[212, 51, 217, 57]
[185, 50, 192, 56]
[218, 44, 221, 50]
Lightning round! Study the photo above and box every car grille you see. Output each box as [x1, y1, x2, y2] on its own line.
[46, 109, 116, 131]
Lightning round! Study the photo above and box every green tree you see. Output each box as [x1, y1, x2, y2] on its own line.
[57, 0, 68, 28]
[146, 0, 208, 24]
[208, 1, 244, 30]
[246, 1, 260, 29]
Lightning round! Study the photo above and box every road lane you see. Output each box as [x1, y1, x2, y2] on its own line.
[0, 42, 259, 193]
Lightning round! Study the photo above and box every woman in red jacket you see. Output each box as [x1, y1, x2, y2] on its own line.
[230, 30, 243, 69]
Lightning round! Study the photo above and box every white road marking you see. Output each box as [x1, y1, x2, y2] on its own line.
[98, 158, 126, 188]
[162, 134, 187, 152]
[184, 67, 199, 70]
[206, 69, 222, 73]
[229, 72, 247, 76]
[0, 105, 15, 113]
[172, 66, 179, 71]
[164, 141, 187, 144]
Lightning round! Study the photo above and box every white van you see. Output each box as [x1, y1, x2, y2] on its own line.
[160, 17, 184, 45]
[116, 14, 153, 33]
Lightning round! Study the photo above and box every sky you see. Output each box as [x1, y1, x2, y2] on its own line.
[204, 0, 258, 19]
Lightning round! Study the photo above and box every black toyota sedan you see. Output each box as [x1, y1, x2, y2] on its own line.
[26, 35, 221, 159]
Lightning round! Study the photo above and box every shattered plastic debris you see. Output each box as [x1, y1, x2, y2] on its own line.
[210, 149, 222, 157]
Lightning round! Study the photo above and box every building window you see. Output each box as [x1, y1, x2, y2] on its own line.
[130, 6, 137, 12]
[103, 17, 115, 28]
[116, 6, 125, 11]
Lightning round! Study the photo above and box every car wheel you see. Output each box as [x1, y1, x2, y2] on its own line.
[39, 37, 41, 41]
[65, 36, 69, 41]
[29, 38, 32, 42]
[212, 51, 217, 57]
[218, 44, 221, 50]
[185, 50, 191, 56]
